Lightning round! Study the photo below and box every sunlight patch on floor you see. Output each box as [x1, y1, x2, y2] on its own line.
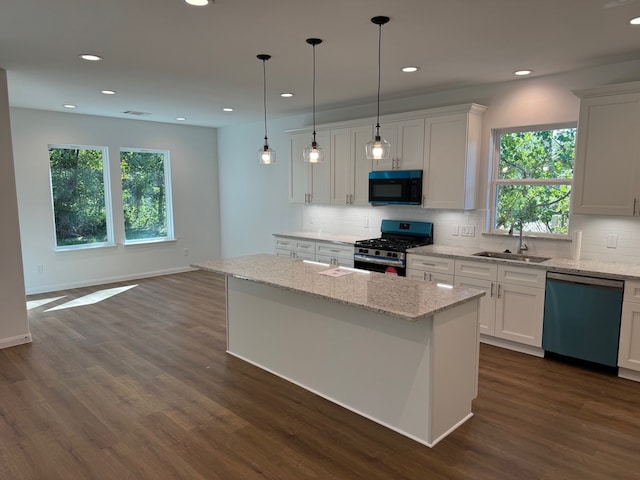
[26, 296, 66, 310]
[44, 285, 138, 312]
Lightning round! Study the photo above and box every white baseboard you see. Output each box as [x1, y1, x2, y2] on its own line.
[618, 367, 640, 383]
[25, 266, 195, 295]
[480, 334, 545, 358]
[0, 333, 32, 350]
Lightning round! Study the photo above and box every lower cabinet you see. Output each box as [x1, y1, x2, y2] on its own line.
[618, 280, 640, 373]
[273, 236, 354, 267]
[454, 259, 546, 348]
[406, 254, 454, 285]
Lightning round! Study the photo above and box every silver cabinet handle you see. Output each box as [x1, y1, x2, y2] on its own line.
[428, 272, 433, 281]
[350, 194, 353, 204]
[346, 194, 349, 205]
[490, 282, 494, 298]
[635, 197, 638, 216]
[423, 272, 427, 281]
[497, 284, 502, 299]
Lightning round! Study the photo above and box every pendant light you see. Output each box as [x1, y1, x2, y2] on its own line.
[303, 38, 324, 163]
[257, 54, 275, 165]
[365, 16, 391, 161]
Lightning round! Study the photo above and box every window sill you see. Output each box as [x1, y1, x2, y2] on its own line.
[483, 231, 572, 242]
[123, 238, 177, 248]
[54, 243, 118, 253]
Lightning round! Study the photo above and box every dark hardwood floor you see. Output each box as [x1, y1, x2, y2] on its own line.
[2, 270, 639, 479]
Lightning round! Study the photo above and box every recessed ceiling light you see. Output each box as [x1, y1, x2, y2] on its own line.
[280, 93, 294, 98]
[630, 16, 640, 25]
[176, 117, 186, 121]
[79, 54, 103, 62]
[62, 104, 77, 109]
[101, 89, 116, 95]
[222, 107, 234, 112]
[401, 66, 420, 73]
[514, 69, 533, 76]
[185, 0, 209, 5]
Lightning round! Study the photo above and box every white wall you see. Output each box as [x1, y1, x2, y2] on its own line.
[218, 59, 640, 264]
[0, 69, 30, 348]
[11, 108, 221, 294]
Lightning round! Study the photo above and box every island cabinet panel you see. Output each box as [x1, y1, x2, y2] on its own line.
[210, 260, 481, 448]
[572, 83, 640, 216]
[619, 280, 640, 378]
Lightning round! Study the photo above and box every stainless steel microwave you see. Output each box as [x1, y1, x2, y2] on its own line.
[368, 170, 423, 205]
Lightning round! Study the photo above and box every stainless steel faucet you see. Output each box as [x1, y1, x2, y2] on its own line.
[510, 219, 529, 254]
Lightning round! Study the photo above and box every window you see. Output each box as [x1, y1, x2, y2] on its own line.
[48, 145, 113, 249]
[120, 148, 174, 243]
[492, 125, 576, 235]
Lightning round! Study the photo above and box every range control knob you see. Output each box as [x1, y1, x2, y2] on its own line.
[375, 250, 380, 256]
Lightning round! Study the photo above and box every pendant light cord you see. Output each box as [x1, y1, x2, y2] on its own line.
[262, 58, 268, 144]
[312, 43, 317, 143]
[375, 21, 382, 136]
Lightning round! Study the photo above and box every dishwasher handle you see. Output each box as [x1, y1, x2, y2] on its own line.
[546, 271, 623, 290]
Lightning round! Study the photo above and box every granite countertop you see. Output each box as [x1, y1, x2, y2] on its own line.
[273, 232, 364, 245]
[407, 245, 640, 281]
[192, 254, 484, 322]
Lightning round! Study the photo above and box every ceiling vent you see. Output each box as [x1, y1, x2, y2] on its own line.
[122, 110, 151, 116]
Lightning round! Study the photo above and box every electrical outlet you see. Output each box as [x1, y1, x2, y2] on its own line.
[363, 217, 369, 228]
[183, 248, 189, 256]
[606, 233, 618, 249]
[37, 264, 44, 274]
[460, 225, 475, 237]
[452, 224, 459, 236]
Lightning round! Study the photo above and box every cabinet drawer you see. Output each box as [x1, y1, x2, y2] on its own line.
[315, 242, 354, 259]
[275, 248, 293, 258]
[406, 255, 454, 274]
[497, 265, 546, 288]
[455, 260, 498, 280]
[624, 280, 640, 304]
[293, 240, 315, 252]
[274, 237, 294, 251]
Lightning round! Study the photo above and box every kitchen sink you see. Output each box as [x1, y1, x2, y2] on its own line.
[472, 251, 550, 263]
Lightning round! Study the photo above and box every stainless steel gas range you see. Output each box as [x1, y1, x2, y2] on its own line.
[354, 220, 433, 276]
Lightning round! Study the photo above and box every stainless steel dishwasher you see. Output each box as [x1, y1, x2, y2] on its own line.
[542, 271, 624, 368]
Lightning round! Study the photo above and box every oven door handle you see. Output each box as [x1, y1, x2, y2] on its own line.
[353, 254, 405, 267]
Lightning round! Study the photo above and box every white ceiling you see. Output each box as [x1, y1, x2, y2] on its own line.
[1, 0, 639, 128]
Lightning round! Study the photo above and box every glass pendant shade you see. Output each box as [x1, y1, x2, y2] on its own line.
[303, 141, 323, 163]
[258, 144, 276, 164]
[365, 135, 390, 161]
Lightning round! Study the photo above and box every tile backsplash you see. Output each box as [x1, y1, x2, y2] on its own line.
[299, 205, 640, 265]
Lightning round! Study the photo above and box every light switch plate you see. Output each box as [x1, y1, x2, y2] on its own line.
[452, 224, 459, 236]
[460, 225, 475, 237]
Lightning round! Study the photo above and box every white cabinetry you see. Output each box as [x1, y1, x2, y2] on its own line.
[315, 241, 354, 267]
[331, 126, 372, 206]
[618, 280, 640, 379]
[372, 119, 425, 171]
[406, 254, 454, 285]
[454, 259, 545, 348]
[274, 236, 354, 267]
[572, 82, 640, 216]
[422, 105, 486, 210]
[289, 131, 331, 204]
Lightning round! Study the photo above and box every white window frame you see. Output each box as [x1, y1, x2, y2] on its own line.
[48, 144, 114, 251]
[120, 147, 175, 245]
[489, 122, 576, 236]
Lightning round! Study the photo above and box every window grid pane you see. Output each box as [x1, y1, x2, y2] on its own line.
[49, 146, 110, 248]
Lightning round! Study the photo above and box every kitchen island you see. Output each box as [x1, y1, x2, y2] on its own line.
[193, 254, 484, 447]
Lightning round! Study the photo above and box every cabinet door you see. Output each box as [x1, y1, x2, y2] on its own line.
[371, 119, 424, 171]
[423, 113, 476, 209]
[572, 94, 640, 215]
[351, 125, 373, 205]
[407, 269, 453, 285]
[495, 283, 545, 347]
[331, 128, 352, 205]
[309, 130, 331, 204]
[455, 276, 496, 336]
[289, 132, 311, 203]
[619, 301, 640, 371]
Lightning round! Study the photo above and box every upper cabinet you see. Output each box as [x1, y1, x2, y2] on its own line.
[372, 119, 425, 171]
[572, 82, 640, 216]
[289, 131, 331, 204]
[331, 126, 372, 206]
[422, 105, 486, 210]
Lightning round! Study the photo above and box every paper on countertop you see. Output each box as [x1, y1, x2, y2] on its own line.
[318, 268, 354, 277]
